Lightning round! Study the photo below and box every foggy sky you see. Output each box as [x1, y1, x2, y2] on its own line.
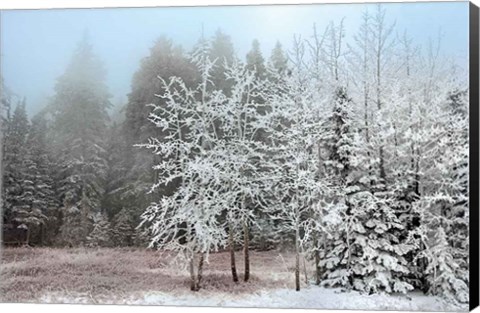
[0, 2, 469, 116]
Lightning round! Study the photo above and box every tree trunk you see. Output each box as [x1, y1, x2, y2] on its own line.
[314, 235, 320, 285]
[303, 255, 308, 284]
[26, 226, 31, 246]
[295, 251, 300, 291]
[196, 253, 205, 291]
[295, 223, 300, 291]
[189, 252, 196, 291]
[380, 147, 386, 180]
[243, 220, 250, 282]
[229, 223, 239, 282]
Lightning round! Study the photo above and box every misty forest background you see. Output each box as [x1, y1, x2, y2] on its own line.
[0, 5, 469, 303]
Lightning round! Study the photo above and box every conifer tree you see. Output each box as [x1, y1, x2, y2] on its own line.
[209, 29, 236, 96]
[28, 114, 59, 244]
[87, 212, 112, 247]
[246, 39, 267, 80]
[50, 34, 111, 245]
[122, 36, 197, 215]
[112, 208, 134, 247]
[268, 41, 289, 77]
[3, 100, 30, 226]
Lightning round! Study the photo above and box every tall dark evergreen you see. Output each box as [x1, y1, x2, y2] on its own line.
[269, 41, 289, 76]
[246, 39, 267, 80]
[122, 37, 197, 213]
[209, 29, 236, 95]
[103, 122, 129, 219]
[24, 114, 58, 244]
[2, 100, 30, 226]
[50, 34, 111, 246]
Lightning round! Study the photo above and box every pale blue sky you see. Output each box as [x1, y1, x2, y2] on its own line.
[0, 1, 469, 115]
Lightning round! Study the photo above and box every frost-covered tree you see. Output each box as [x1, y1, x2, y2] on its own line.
[219, 60, 273, 282]
[139, 40, 228, 291]
[122, 36, 198, 225]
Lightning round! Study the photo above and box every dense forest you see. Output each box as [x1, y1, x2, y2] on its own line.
[1, 5, 469, 304]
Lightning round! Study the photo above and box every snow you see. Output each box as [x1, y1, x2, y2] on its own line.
[40, 286, 467, 312]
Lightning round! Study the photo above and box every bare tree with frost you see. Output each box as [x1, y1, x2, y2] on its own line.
[139, 40, 228, 291]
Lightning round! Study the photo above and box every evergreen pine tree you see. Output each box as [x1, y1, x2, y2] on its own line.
[112, 208, 134, 247]
[28, 114, 59, 244]
[423, 226, 468, 303]
[246, 39, 267, 80]
[209, 29, 236, 96]
[122, 37, 197, 214]
[269, 41, 289, 76]
[50, 34, 111, 245]
[87, 212, 112, 247]
[3, 100, 30, 226]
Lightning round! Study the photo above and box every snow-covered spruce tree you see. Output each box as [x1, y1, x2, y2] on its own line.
[27, 113, 59, 245]
[0, 79, 11, 228]
[2, 100, 29, 226]
[412, 71, 469, 303]
[314, 14, 417, 294]
[14, 152, 50, 242]
[50, 34, 111, 246]
[420, 224, 468, 303]
[112, 208, 134, 247]
[444, 88, 469, 291]
[297, 20, 357, 287]
[139, 40, 227, 291]
[3, 100, 49, 244]
[319, 87, 363, 289]
[87, 213, 112, 247]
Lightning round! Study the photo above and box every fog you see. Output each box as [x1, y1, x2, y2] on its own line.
[0, 2, 469, 115]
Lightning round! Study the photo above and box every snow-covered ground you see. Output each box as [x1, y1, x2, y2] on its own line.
[40, 286, 467, 312]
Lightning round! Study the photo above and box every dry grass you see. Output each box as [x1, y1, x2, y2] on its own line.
[0, 247, 301, 303]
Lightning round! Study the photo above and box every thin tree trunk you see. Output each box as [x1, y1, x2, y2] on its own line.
[295, 220, 300, 291]
[414, 147, 421, 195]
[229, 223, 239, 282]
[26, 226, 31, 246]
[243, 219, 250, 282]
[303, 255, 308, 284]
[295, 251, 300, 291]
[196, 253, 205, 291]
[189, 252, 196, 291]
[314, 235, 320, 285]
[40, 223, 45, 246]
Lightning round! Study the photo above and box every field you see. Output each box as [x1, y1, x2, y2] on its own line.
[0, 247, 467, 311]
